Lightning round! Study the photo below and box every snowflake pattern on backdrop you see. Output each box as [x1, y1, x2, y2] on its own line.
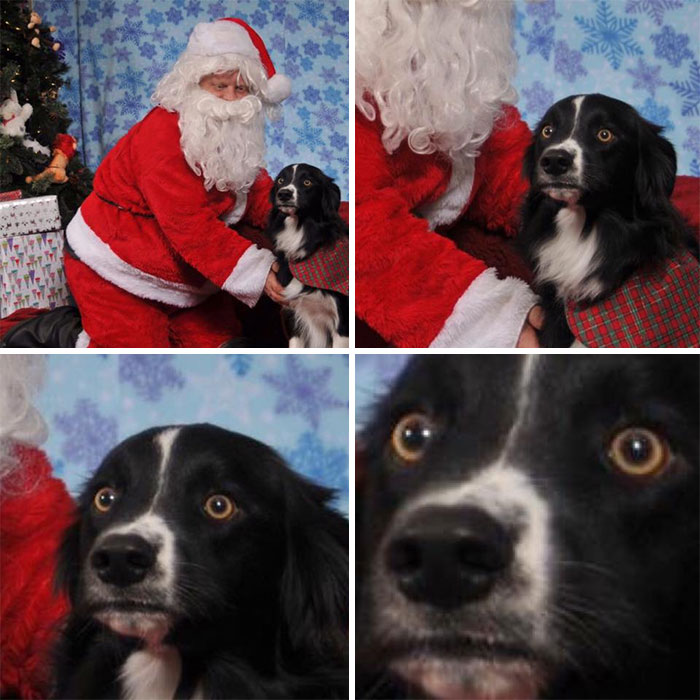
[38, 356, 349, 510]
[119, 356, 185, 401]
[575, 1, 642, 70]
[513, 0, 699, 175]
[54, 398, 118, 472]
[262, 356, 346, 430]
[670, 60, 700, 116]
[34, 0, 349, 194]
[282, 431, 347, 495]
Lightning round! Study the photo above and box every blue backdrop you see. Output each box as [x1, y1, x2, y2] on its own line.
[512, 0, 700, 176]
[33, 0, 349, 195]
[35, 354, 349, 513]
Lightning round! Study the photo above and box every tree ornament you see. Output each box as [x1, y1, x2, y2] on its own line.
[31, 37, 40, 48]
[27, 12, 42, 29]
[0, 89, 32, 137]
[25, 134, 78, 185]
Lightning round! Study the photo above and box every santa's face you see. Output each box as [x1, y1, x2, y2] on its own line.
[198, 70, 251, 101]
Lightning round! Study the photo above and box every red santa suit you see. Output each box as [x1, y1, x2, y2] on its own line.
[356, 104, 538, 348]
[64, 17, 292, 348]
[0, 445, 73, 699]
[65, 107, 276, 348]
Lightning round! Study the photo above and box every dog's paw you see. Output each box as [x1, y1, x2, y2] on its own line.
[284, 277, 304, 300]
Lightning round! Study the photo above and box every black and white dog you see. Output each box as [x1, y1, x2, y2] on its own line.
[53, 424, 348, 699]
[357, 355, 699, 700]
[266, 164, 349, 348]
[520, 94, 693, 346]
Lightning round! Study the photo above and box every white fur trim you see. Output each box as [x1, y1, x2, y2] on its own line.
[220, 192, 248, 226]
[417, 151, 475, 229]
[264, 74, 292, 103]
[429, 268, 538, 348]
[221, 244, 275, 307]
[187, 21, 258, 60]
[66, 208, 218, 308]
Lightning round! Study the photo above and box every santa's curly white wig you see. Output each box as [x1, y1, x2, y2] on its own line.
[0, 355, 47, 478]
[356, 0, 517, 157]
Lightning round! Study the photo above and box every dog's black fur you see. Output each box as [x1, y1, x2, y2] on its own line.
[266, 163, 349, 347]
[519, 94, 695, 346]
[53, 423, 348, 698]
[357, 356, 699, 699]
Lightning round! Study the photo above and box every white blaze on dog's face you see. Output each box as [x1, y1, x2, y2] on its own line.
[61, 424, 305, 652]
[359, 356, 699, 700]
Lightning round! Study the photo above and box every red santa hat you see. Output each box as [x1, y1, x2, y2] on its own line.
[185, 18, 291, 103]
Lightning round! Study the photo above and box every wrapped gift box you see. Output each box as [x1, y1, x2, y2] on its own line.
[0, 195, 70, 318]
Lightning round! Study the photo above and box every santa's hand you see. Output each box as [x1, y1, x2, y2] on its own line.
[264, 263, 289, 305]
[516, 305, 544, 348]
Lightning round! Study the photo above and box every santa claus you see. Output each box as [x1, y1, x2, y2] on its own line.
[64, 18, 292, 347]
[356, 0, 541, 347]
[0, 356, 74, 698]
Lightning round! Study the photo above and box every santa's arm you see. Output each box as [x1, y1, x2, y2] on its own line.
[464, 105, 532, 236]
[243, 169, 274, 230]
[137, 134, 275, 308]
[356, 111, 536, 347]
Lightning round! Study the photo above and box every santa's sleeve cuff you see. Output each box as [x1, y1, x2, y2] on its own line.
[222, 245, 276, 308]
[429, 268, 538, 348]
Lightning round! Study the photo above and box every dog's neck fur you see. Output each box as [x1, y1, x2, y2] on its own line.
[533, 202, 604, 302]
[273, 214, 310, 262]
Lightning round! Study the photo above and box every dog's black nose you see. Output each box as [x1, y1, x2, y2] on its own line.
[540, 149, 574, 176]
[277, 189, 293, 202]
[386, 506, 513, 609]
[91, 534, 156, 587]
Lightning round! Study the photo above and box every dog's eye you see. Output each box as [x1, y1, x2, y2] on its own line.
[541, 125, 554, 138]
[303, 179, 312, 186]
[277, 177, 284, 184]
[391, 413, 435, 463]
[608, 427, 670, 477]
[94, 487, 117, 513]
[204, 494, 236, 520]
[596, 128, 614, 143]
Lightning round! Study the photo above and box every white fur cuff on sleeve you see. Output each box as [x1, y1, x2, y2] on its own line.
[222, 245, 276, 308]
[430, 268, 538, 348]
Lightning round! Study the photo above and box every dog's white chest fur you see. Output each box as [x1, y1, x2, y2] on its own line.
[275, 216, 306, 261]
[120, 646, 182, 700]
[534, 205, 603, 301]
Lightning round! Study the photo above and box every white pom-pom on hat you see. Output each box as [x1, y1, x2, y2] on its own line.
[185, 18, 291, 103]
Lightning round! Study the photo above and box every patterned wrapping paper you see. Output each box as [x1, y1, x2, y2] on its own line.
[0, 195, 70, 318]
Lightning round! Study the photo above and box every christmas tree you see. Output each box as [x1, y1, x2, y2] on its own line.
[0, 0, 92, 227]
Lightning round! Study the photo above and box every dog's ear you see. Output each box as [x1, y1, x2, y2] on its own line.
[635, 118, 677, 207]
[321, 179, 341, 221]
[54, 516, 81, 604]
[278, 468, 348, 671]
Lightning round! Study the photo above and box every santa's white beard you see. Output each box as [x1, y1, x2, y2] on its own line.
[356, 0, 517, 158]
[176, 87, 267, 193]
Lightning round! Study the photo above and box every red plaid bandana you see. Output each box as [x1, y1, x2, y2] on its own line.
[566, 250, 700, 347]
[289, 236, 349, 296]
